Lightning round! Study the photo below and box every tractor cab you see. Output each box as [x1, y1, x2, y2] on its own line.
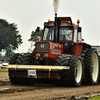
[35, 16, 86, 61]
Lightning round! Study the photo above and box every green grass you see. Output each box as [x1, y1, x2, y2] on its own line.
[0, 68, 8, 70]
[0, 68, 8, 75]
[80, 96, 100, 100]
[88, 96, 100, 100]
[0, 73, 8, 75]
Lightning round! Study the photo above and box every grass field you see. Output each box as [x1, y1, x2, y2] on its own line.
[0, 68, 8, 70]
[80, 96, 100, 100]
[0, 68, 8, 75]
[88, 96, 100, 100]
[0, 73, 8, 75]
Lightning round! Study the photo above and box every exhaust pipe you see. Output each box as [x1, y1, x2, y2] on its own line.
[54, 14, 58, 43]
[54, 14, 61, 43]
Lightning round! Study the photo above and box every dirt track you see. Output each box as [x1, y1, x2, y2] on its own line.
[0, 75, 100, 100]
[0, 70, 8, 73]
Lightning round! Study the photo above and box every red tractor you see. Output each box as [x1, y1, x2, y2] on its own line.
[8, 15, 99, 87]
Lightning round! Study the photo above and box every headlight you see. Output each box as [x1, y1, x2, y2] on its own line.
[44, 53, 49, 57]
[36, 53, 40, 56]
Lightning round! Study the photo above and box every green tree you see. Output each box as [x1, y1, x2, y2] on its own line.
[0, 19, 22, 56]
[5, 45, 15, 58]
[28, 28, 42, 42]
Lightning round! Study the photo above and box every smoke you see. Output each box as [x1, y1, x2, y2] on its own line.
[53, 0, 60, 14]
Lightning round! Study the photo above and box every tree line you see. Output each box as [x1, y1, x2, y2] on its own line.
[0, 19, 42, 58]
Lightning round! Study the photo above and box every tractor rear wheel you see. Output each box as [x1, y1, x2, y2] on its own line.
[20, 53, 36, 85]
[81, 48, 89, 84]
[9, 53, 20, 84]
[98, 56, 100, 82]
[55, 55, 83, 87]
[84, 48, 99, 85]
[9, 53, 19, 64]
[22, 53, 32, 65]
[9, 53, 35, 85]
[16, 54, 23, 64]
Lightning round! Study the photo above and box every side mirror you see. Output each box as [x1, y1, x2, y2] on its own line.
[36, 27, 40, 32]
[78, 27, 82, 32]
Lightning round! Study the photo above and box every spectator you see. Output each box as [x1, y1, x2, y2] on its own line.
[8, 58, 10, 63]
[5, 57, 8, 62]
[1, 58, 5, 62]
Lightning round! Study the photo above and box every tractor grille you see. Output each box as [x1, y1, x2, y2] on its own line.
[36, 42, 49, 52]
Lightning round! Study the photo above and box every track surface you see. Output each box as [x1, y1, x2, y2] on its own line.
[0, 75, 100, 100]
[0, 70, 8, 73]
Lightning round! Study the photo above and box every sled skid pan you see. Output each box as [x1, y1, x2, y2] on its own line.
[7, 65, 70, 80]
[7, 65, 70, 70]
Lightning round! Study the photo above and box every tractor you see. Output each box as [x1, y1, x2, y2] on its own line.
[8, 14, 99, 87]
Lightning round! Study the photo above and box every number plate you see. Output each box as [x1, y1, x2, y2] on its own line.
[28, 70, 37, 78]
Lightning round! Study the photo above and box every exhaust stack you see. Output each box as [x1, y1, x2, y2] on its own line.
[54, 14, 57, 43]
[54, 14, 61, 43]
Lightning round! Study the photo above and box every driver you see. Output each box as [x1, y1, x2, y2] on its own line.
[59, 31, 66, 41]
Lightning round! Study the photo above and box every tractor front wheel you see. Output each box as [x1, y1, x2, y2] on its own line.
[55, 55, 83, 87]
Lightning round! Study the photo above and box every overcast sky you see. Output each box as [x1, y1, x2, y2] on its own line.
[0, 0, 100, 53]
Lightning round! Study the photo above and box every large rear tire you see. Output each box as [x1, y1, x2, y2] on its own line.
[16, 54, 23, 64]
[9, 53, 35, 85]
[9, 53, 20, 84]
[9, 53, 19, 64]
[55, 55, 83, 87]
[19, 53, 36, 85]
[84, 48, 99, 85]
[22, 53, 32, 65]
[98, 56, 100, 82]
[80, 48, 89, 84]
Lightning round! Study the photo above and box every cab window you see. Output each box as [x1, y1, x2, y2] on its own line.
[60, 27, 73, 41]
[43, 27, 54, 41]
[43, 27, 73, 41]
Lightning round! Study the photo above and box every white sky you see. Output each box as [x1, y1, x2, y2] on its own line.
[0, 0, 100, 53]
